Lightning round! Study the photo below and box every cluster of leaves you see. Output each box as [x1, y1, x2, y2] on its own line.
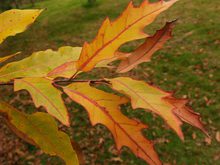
[0, 1, 208, 164]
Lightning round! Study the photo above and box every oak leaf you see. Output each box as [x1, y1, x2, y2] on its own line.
[107, 77, 208, 139]
[47, 47, 116, 78]
[0, 46, 81, 82]
[117, 21, 175, 73]
[14, 77, 69, 125]
[63, 82, 161, 165]
[0, 100, 79, 165]
[48, 57, 118, 79]
[0, 9, 43, 44]
[164, 97, 208, 136]
[47, 61, 78, 79]
[46, 46, 82, 78]
[76, 0, 178, 73]
[47, 56, 115, 79]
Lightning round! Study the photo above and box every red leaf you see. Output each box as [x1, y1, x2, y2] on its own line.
[117, 21, 175, 73]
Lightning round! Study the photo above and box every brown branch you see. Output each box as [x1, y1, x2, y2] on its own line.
[0, 79, 110, 86]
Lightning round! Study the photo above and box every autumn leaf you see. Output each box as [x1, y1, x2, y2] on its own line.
[14, 77, 69, 126]
[164, 97, 208, 136]
[76, 0, 178, 73]
[47, 61, 79, 79]
[0, 9, 43, 44]
[48, 56, 114, 79]
[63, 82, 161, 165]
[117, 21, 175, 73]
[0, 46, 81, 82]
[107, 77, 208, 139]
[46, 47, 82, 78]
[0, 100, 79, 165]
[0, 52, 20, 64]
[47, 47, 116, 78]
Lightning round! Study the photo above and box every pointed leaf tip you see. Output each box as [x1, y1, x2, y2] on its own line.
[107, 77, 207, 140]
[0, 52, 20, 64]
[116, 21, 176, 73]
[63, 82, 161, 165]
[76, 0, 178, 72]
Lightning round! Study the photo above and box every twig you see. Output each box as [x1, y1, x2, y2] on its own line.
[0, 82, 14, 86]
[0, 79, 110, 86]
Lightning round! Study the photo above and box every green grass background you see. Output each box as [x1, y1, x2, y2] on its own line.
[0, 0, 219, 164]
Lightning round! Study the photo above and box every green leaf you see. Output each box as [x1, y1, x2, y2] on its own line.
[14, 77, 69, 125]
[0, 46, 81, 82]
[0, 100, 79, 165]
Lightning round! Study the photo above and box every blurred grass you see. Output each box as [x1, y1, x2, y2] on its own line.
[0, 0, 219, 164]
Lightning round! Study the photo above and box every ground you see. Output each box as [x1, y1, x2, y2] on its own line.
[0, 0, 219, 164]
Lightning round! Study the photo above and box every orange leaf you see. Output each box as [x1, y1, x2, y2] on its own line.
[108, 77, 208, 139]
[63, 82, 161, 165]
[76, 0, 178, 73]
[117, 21, 175, 73]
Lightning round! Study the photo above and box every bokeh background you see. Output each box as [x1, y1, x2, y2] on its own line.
[0, 0, 219, 164]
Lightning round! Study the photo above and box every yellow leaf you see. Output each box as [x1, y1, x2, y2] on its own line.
[76, 0, 178, 73]
[0, 9, 43, 44]
[14, 77, 69, 126]
[108, 77, 208, 139]
[0, 46, 81, 82]
[0, 52, 20, 64]
[0, 100, 79, 165]
[63, 82, 161, 165]
[58, 46, 82, 61]
[46, 46, 82, 78]
[47, 61, 78, 79]
[47, 47, 115, 78]
[48, 56, 113, 79]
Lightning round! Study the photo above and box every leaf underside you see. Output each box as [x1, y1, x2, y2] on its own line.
[0, 100, 78, 165]
[117, 21, 175, 73]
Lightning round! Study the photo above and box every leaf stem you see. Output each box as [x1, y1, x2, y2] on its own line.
[68, 71, 79, 81]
